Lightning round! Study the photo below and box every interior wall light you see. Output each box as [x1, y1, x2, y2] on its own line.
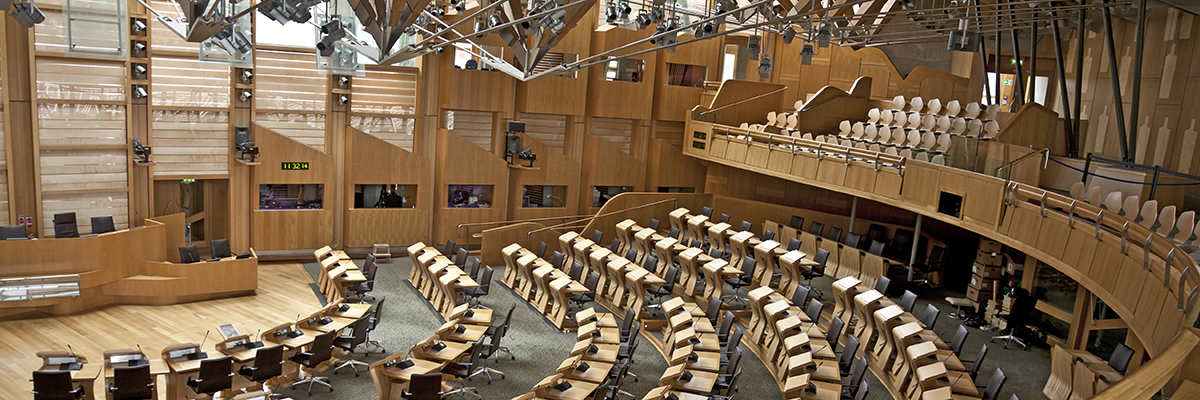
[240, 90, 253, 103]
[241, 70, 254, 83]
[338, 94, 350, 105]
[133, 85, 148, 99]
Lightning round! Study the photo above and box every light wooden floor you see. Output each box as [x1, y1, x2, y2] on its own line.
[0, 262, 321, 398]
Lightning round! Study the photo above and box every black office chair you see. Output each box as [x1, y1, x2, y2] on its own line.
[786, 238, 801, 251]
[570, 272, 600, 307]
[850, 380, 869, 400]
[472, 323, 508, 381]
[963, 343, 990, 380]
[827, 227, 842, 242]
[618, 308, 637, 342]
[789, 215, 805, 230]
[1, 225, 25, 240]
[718, 346, 742, 376]
[32, 370, 85, 400]
[844, 232, 862, 249]
[347, 260, 378, 302]
[454, 248, 469, 268]
[800, 248, 829, 298]
[485, 304, 516, 339]
[712, 367, 742, 395]
[91, 216, 116, 234]
[401, 373, 443, 400]
[549, 251, 565, 270]
[1108, 343, 1134, 374]
[641, 254, 659, 275]
[897, 290, 917, 313]
[704, 297, 723, 325]
[991, 288, 1035, 350]
[443, 239, 457, 255]
[865, 224, 888, 245]
[791, 285, 812, 309]
[868, 240, 885, 256]
[808, 221, 825, 237]
[567, 261, 584, 282]
[610, 238, 622, 253]
[948, 325, 969, 357]
[761, 229, 775, 241]
[208, 239, 232, 260]
[333, 316, 372, 376]
[841, 356, 868, 400]
[441, 344, 483, 399]
[723, 257, 756, 304]
[709, 248, 724, 260]
[980, 368, 1008, 400]
[290, 329, 337, 395]
[737, 220, 751, 232]
[624, 248, 638, 263]
[591, 229, 604, 243]
[53, 212, 79, 238]
[719, 213, 731, 224]
[365, 297, 387, 352]
[700, 206, 714, 217]
[873, 276, 891, 296]
[804, 298, 824, 327]
[534, 241, 547, 258]
[464, 256, 481, 281]
[109, 364, 153, 400]
[179, 245, 201, 264]
[461, 266, 494, 307]
[716, 310, 735, 344]
[238, 345, 284, 392]
[645, 266, 678, 308]
[648, 218, 660, 231]
[188, 355, 234, 397]
[887, 229, 914, 260]
[667, 227, 680, 239]
[911, 245, 945, 289]
[720, 327, 743, 365]
[920, 303, 940, 330]
[818, 316, 844, 353]
[838, 336, 860, 376]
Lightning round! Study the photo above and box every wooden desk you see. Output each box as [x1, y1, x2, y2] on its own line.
[563, 360, 613, 384]
[605, 259, 636, 307]
[727, 231, 756, 272]
[34, 353, 102, 400]
[700, 259, 740, 302]
[533, 266, 566, 313]
[586, 248, 616, 297]
[550, 277, 589, 330]
[558, 231, 581, 269]
[633, 228, 660, 265]
[540, 379, 600, 400]
[442, 323, 488, 343]
[671, 346, 721, 373]
[751, 239, 782, 287]
[668, 208, 694, 241]
[831, 276, 862, 329]
[615, 219, 640, 256]
[706, 222, 733, 254]
[778, 250, 814, 299]
[654, 236, 686, 275]
[686, 215, 712, 248]
[626, 268, 666, 315]
[414, 341, 471, 363]
[672, 368, 718, 394]
[571, 239, 596, 277]
[580, 343, 620, 363]
[501, 243, 529, 288]
[516, 255, 542, 300]
[676, 248, 711, 298]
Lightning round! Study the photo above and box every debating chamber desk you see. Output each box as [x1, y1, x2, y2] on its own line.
[0, 213, 258, 318]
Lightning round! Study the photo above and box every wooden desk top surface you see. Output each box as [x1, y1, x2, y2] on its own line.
[580, 344, 619, 363]
[381, 358, 443, 381]
[540, 379, 601, 400]
[329, 303, 372, 319]
[39, 363, 102, 380]
[563, 361, 613, 383]
[443, 323, 488, 343]
[104, 359, 169, 378]
[672, 369, 717, 394]
[420, 341, 471, 362]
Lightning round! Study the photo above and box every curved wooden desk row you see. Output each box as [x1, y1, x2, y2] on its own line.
[0, 213, 257, 318]
[313, 245, 368, 303]
[635, 296, 737, 400]
[740, 285, 845, 400]
[762, 219, 904, 296]
[33, 300, 372, 400]
[370, 303, 494, 400]
[511, 309, 625, 400]
[496, 241, 599, 330]
[406, 243, 481, 319]
[686, 120, 1199, 357]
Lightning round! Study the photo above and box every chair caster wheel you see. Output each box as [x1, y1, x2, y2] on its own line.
[355, 373, 360, 377]
[330, 388, 335, 392]
[307, 392, 312, 396]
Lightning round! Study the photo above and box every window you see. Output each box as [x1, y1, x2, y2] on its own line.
[657, 187, 696, 193]
[604, 59, 643, 82]
[354, 184, 417, 208]
[666, 63, 706, 87]
[448, 185, 494, 208]
[454, 43, 506, 70]
[531, 52, 578, 78]
[721, 44, 745, 81]
[255, 13, 316, 48]
[593, 186, 633, 207]
[259, 184, 324, 209]
[523, 185, 568, 208]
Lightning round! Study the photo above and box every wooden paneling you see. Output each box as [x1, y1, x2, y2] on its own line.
[255, 112, 327, 151]
[150, 110, 229, 176]
[249, 124, 335, 250]
[34, 58, 126, 101]
[349, 115, 415, 151]
[149, 57, 231, 108]
[514, 12, 591, 116]
[40, 192, 129, 237]
[0, 171, 8, 226]
[444, 69, 516, 113]
[518, 113, 568, 153]
[995, 103, 1061, 152]
[589, 116, 633, 154]
[433, 128, 509, 244]
[654, 120, 685, 149]
[344, 127, 433, 247]
[254, 49, 327, 112]
[350, 67, 418, 116]
[38, 149, 127, 192]
[507, 133, 580, 221]
[447, 110, 494, 151]
[37, 103, 126, 146]
[646, 139, 706, 193]
[579, 134, 645, 212]
[586, 27, 656, 120]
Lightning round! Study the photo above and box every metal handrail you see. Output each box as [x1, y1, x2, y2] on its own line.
[524, 198, 680, 246]
[456, 214, 597, 251]
[996, 147, 1050, 184]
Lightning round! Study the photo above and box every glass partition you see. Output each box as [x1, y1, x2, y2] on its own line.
[259, 184, 324, 209]
[522, 185, 568, 208]
[593, 186, 633, 207]
[448, 185, 493, 208]
[355, 184, 416, 208]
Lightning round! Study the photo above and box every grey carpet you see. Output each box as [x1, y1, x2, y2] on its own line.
[290, 258, 1050, 400]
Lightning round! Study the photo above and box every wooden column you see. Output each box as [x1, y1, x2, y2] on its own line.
[417, 53, 441, 242]
[329, 76, 348, 247]
[3, 16, 38, 233]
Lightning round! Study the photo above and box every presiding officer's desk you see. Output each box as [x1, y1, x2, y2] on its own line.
[0, 213, 258, 318]
[35, 351, 102, 400]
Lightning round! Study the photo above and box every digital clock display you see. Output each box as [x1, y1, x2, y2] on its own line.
[281, 162, 309, 170]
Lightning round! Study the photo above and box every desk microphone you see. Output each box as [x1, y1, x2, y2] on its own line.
[67, 344, 76, 358]
[136, 343, 143, 356]
[199, 330, 210, 350]
[247, 330, 264, 349]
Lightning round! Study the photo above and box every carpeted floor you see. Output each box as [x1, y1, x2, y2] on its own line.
[289, 256, 1050, 400]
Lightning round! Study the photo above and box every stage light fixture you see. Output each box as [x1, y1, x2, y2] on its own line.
[816, 21, 831, 47]
[758, 55, 772, 79]
[619, 2, 631, 18]
[130, 18, 146, 33]
[475, 19, 488, 38]
[234, 126, 259, 162]
[240, 90, 252, 102]
[133, 42, 147, 55]
[133, 64, 147, 78]
[338, 76, 350, 87]
[211, 24, 252, 55]
[338, 94, 350, 105]
[782, 26, 796, 44]
[605, 4, 618, 23]
[649, 7, 664, 23]
[634, 12, 651, 29]
[800, 42, 814, 65]
[747, 35, 760, 60]
[133, 86, 148, 99]
[241, 70, 254, 83]
[9, 1, 44, 27]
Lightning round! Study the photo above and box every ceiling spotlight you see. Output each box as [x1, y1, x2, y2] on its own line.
[211, 24, 251, 55]
[747, 35, 760, 60]
[242, 70, 254, 83]
[475, 20, 487, 38]
[634, 12, 651, 29]
[714, 0, 731, 15]
[800, 43, 814, 65]
[133, 86, 147, 99]
[130, 18, 146, 33]
[605, 4, 618, 23]
[649, 7, 664, 23]
[816, 21, 832, 47]
[338, 76, 350, 87]
[240, 90, 252, 102]
[317, 20, 347, 57]
[338, 94, 350, 105]
[782, 26, 796, 44]
[758, 56, 772, 79]
[488, 13, 503, 28]
[9, 1, 44, 27]
[133, 64, 147, 77]
[620, 2, 631, 17]
[133, 41, 147, 55]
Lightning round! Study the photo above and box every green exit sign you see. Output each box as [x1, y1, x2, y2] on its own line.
[182, 179, 195, 183]
[1002, 79, 1013, 85]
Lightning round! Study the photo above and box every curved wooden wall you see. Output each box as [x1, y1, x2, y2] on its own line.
[343, 126, 433, 248]
[250, 123, 336, 251]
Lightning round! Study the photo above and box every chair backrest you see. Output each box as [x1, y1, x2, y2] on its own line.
[662, 266, 679, 290]
[501, 304, 516, 328]
[1102, 191, 1123, 211]
[371, 297, 388, 328]
[648, 218, 661, 231]
[868, 240, 885, 256]
[309, 329, 338, 365]
[1108, 342, 1134, 373]
[982, 368, 1007, 400]
[0, 225, 24, 239]
[1173, 211, 1196, 242]
[444, 239, 457, 255]
[738, 221, 751, 232]
[53, 212, 79, 239]
[700, 206, 714, 217]
[873, 276, 890, 295]
[592, 229, 604, 243]
[852, 380, 869, 400]
[970, 344, 990, 377]
[719, 213, 731, 224]
[1157, 205, 1178, 236]
[921, 304, 940, 330]
[643, 255, 659, 274]
[725, 346, 742, 373]
[706, 297, 722, 323]
[549, 251, 565, 269]
[805, 298, 823, 322]
[91, 216, 116, 234]
[112, 364, 153, 399]
[949, 325, 969, 356]
[620, 308, 636, 333]
[582, 272, 599, 294]
[811, 248, 829, 275]
[792, 286, 811, 306]
[535, 241, 547, 258]
[838, 336, 860, 374]
[210, 239, 232, 258]
[1121, 195, 1140, 217]
[454, 248, 469, 267]
[667, 227, 680, 239]
[347, 316, 371, 349]
[709, 249, 723, 259]
[898, 291, 917, 313]
[727, 326, 744, 350]
[196, 356, 234, 393]
[789, 216, 804, 230]
[739, 257, 756, 279]
[477, 266, 494, 293]
[825, 317, 844, 351]
[408, 373, 443, 399]
[787, 238, 801, 251]
[568, 262, 584, 281]
[1139, 200, 1159, 227]
[610, 238, 623, 253]
[844, 233, 861, 249]
[717, 310, 734, 338]
[826, 227, 842, 242]
[848, 355, 868, 393]
[625, 249, 638, 262]
[249, 345, 285, 381]
[179, 245, 201, 264]
[762, 230, 775, 241]
[32, 370, 75, 400]
[808, 222, 824, 236]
